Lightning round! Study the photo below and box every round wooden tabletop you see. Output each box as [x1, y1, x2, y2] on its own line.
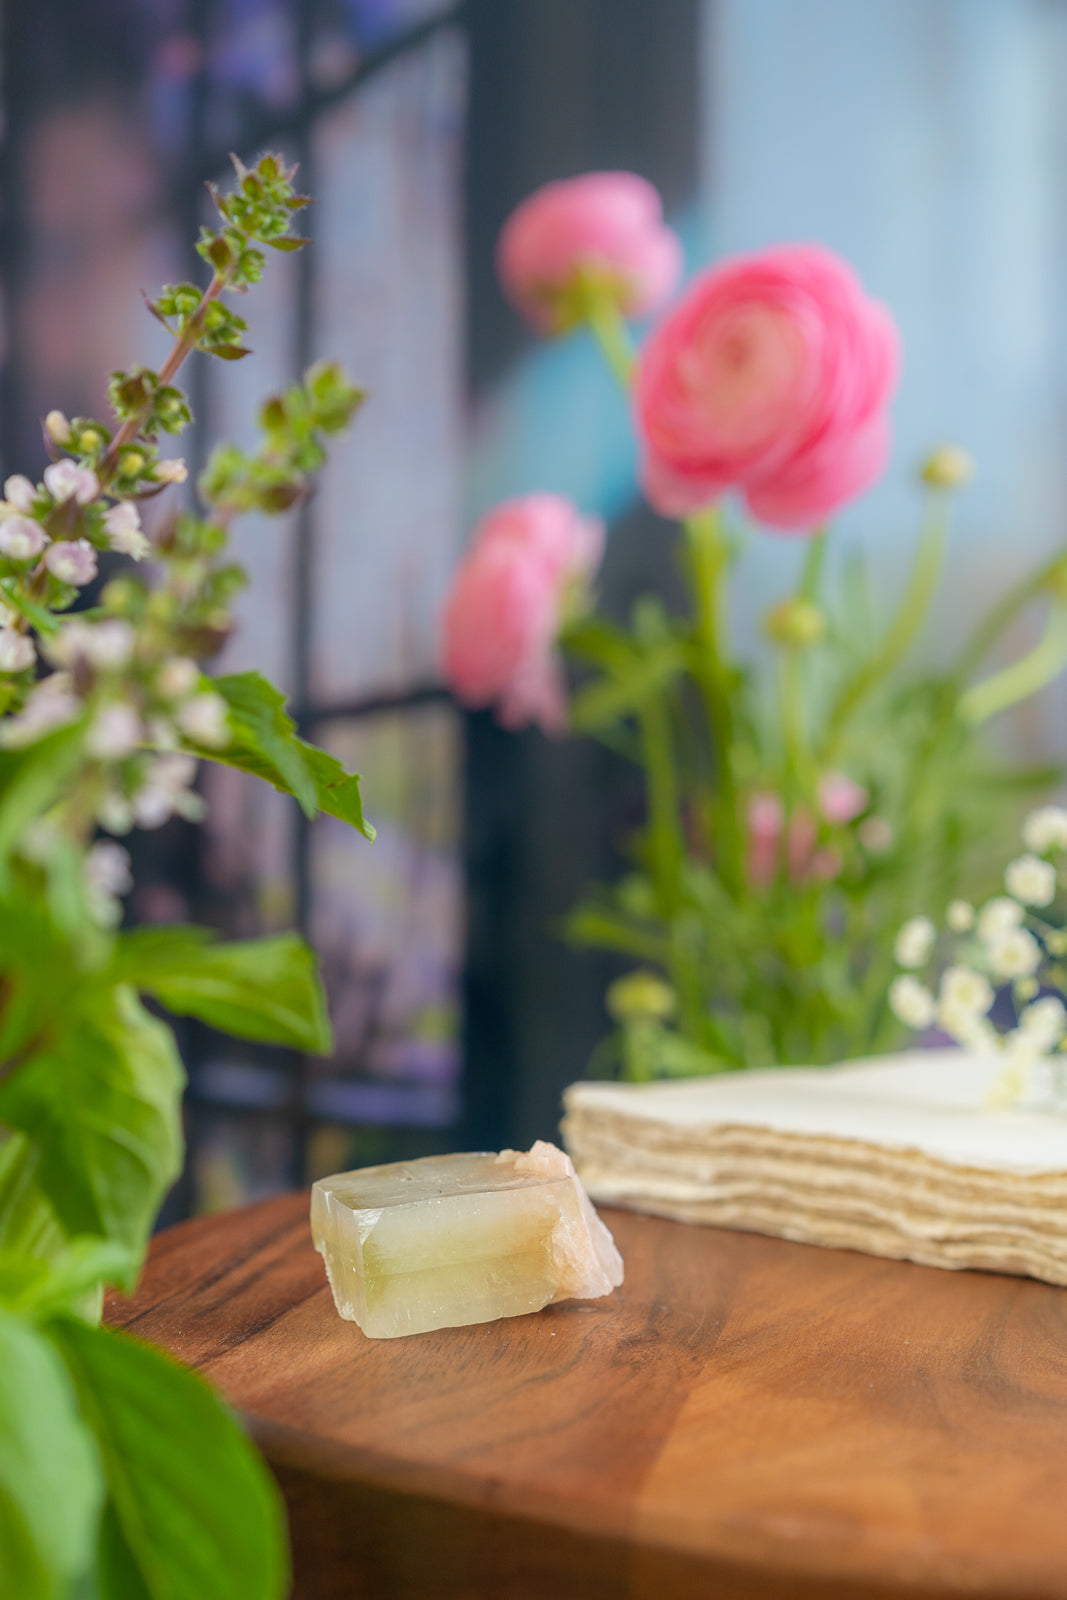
[106, 1190, 1067, 1600]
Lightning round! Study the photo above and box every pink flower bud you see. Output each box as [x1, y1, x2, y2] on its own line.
[0, 629, 35, 674]
[441, 496, 604, 734]
[43, 460, 99, 505]
[3, 475, 37, 512]
[45, 539, 97, 586]
[497, 173, 683, 333]
[746, 792, 784, 888]
[818, 771, 868, 825]
[635, 244, 899, 530]
[0, 516, 46, 561]
[103, 500, 149, 560]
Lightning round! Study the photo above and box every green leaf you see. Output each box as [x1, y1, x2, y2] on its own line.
[49, 1318, 289, 1600]
[0, 1238, 139, 1317]
[114, 927, 333, 1054]
[209, 672, 318, 816]
[205, 671, 374, 837]
[0, 1308, 103, 1600]
[0, 724, 86, 885]
[0, 1134, 65, 1260]
[0, 987, 184, 1254]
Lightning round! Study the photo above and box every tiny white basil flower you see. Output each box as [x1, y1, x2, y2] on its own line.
[894, 915, 936, 969]
[3, 476, 37, 513]
[946, 899, 975, 932]
[44, 410, 71, 445]
[154, 458, 188, 485]
[155, 657, 201, 700]
[45, 539, 97, 586]
[132, 752, 202, 829]
[175, 691, 229, 749]
[85, 840, 133, 898]
[888, 974, 936, 1030]
[1004, 853, 1057, 908]
[0, 629, 35, 674]
[0, 515, 46, 561]
[939, 965, 994, 1016]
[976, 896, 1024, 942]
[85, 703, 143, 761]
[103, 500, 150, 560]
[1021, 805, 1067, 855]
[985, 926, 1042, 982]
[96, 791, 134, 835]
[43, 460, 98, 505]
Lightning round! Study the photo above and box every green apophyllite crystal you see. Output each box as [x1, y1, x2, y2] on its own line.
[310, 1141, 624, 1339]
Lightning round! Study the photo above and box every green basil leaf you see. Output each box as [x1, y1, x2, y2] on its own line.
[199, 671, 374, 837]
[114, 927, 332, 1053]
[0, 1308, 103, 1600]
[0, 988, 183, 1253]
[0, 1238, 139, 1316]
[0, 724, 86, 886]
[49, 1318, 289, 1600]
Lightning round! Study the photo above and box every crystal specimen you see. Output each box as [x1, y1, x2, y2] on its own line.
[311, 1140, 624, 1338]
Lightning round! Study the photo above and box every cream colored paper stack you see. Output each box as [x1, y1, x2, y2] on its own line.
[561, 1051, 1067, 1286]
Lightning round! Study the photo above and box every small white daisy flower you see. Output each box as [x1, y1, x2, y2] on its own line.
[977, 897, 1024, 942]
[894, 915, 936, 969]
[1021, 805, 1067, 855]
[946, 899, 975, 932]
[889, 974, 936, 1030]
[986, 926, 1042, 982]
[1004, 853, 1057, 908]
[939, 965, 994, 1016]
[1019, 996, 1067, 1050]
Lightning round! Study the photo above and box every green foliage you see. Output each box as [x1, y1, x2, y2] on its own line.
[115, 927, 333, 1053]
[50, 1319, 289, 1600]
[563, 482, 1067, 1073]
[210, 671, 374, 836]
[0, 151, 372, 1599]
[0, 1310, 103, 1600]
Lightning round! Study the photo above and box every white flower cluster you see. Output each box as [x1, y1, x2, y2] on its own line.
[888, 804, 1067, 1107]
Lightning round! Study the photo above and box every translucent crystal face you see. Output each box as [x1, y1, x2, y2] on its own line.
[311, 1145, 623, 1340]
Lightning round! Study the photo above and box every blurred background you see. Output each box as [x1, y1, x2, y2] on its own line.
[3, 0, 1067, 1216]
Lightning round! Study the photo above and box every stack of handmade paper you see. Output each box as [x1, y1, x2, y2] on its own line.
[562, 1051, 1067, 1286]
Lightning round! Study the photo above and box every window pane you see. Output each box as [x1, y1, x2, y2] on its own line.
[309, 30, 466, 703]
[306, 703, 463, 1125]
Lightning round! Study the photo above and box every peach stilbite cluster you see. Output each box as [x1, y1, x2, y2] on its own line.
[496, 172, 683, 332]
[441, 494, 604, 733]
[635, 245, 899, 530]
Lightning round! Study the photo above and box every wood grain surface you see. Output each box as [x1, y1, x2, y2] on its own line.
[106, 1191, 1067, 1600]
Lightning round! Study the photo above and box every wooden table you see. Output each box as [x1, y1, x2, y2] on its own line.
[106, 1191, 1067, 1600]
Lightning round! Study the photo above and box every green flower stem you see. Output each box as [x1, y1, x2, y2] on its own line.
[953, 545, 1067, 684]
[638, 697, 683, 918]
[780, 653, 808, 795]
[684, 507, 743, 894]
[582, 295, 637, 389]
[823, 490, 950, 759]
[98, 272, 226, 486]
[799, 528, 828, 600]
[636, 700, 708, 1045]
[958, 603, 1067, 726]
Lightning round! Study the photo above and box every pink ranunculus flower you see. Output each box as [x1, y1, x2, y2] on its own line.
[441, 495, 604, 734]
[635, 244, 899, 531]
[496, 173, 683, 334]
